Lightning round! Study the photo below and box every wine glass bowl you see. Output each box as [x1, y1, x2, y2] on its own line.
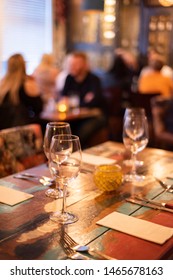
[49, 134, 82, 224]
[43, 122, 71, 158]
[123, 107, 149, 183]
[125, 123, 144, 140]
[43, 121, 71, 198]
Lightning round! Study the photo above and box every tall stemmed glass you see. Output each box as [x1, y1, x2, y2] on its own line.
[123, 108, 145, 167]
[49, 134, 82, 224]
[123, 108, 149, 182]
[43, 122, 71, 198]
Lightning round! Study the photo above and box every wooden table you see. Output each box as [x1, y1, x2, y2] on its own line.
[0, 141, 173, 260]
[40, 107, 102, 122]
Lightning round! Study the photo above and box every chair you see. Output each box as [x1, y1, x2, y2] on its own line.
[103, 87, 127, 141]
[151, 96, 173, 150]
[131, 92, 160, 120]
[0, 124, 46, 178]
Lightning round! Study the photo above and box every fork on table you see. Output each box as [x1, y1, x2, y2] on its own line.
[60, 227, 115, 260]
[60, 241, 90, 260]
[60, 231, 90, 260]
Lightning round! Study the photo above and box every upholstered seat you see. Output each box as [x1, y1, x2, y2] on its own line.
[151, 96, 173, 150]
[0, 124, 46, 178]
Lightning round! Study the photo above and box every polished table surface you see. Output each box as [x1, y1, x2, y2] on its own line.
[0, 141, 173, 260]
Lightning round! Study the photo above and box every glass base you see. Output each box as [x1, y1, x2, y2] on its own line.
[123, 159, 144, 167]
[50, 211, 78, 224]
[45, 188, 70, 199]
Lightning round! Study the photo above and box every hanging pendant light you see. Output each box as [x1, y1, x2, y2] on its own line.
[81, 0, 104, 12]
[159, 0, 173, 6]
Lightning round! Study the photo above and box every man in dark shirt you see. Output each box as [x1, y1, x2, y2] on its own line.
[62, 51, 107, 148]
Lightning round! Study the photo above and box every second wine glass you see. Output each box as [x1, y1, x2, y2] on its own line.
[49, 134, 82, 224]
[43, 121, 71, 198]
[123, 108, 149, 183]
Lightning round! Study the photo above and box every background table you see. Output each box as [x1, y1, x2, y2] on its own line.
[40, 107, 102, 122]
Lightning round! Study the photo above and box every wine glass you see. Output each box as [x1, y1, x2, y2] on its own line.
[123, 108, 144, 167]
[43, 122, 71, 198]
[122, 108, 149, 182]
[49, 134, 82, 224]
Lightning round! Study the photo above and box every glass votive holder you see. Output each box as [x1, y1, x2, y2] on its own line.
[93, 164, 123, 193]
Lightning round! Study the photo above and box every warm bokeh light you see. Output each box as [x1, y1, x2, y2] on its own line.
[56, 97, 69, 113]
[159, 0, 173, 6]
[102, 0, 116, 41]
[104, 14, 116, 22]
[104, 30, 115, 39]
[105, 0, 116, 5]
[57, 103, 67, 113]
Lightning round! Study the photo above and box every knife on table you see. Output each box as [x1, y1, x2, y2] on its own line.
[134, 195, 173, 209]
[126, 198, 173, 213]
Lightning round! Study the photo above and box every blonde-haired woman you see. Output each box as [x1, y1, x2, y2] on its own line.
[33, 53, 59, 108]
[0, 53, 43, 129]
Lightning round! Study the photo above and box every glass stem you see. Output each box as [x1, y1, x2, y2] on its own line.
[61, 183, 67, 214]
[55, 179, 59, 190]
[131, 152, 137, 176]
[55, 179, 61, 192]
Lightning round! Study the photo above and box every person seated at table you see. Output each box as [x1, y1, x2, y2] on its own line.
[33, 53, 59, 110]
[98, 49, 136, 91]
[61, 51, 107, 148]
[138, 57, 173, 97]
[139, 48, 173, 79]
[0, 53, 43, 130]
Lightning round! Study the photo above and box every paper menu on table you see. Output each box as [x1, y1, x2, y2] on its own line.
[81, 152, 116, 165]
[0, 185, 33, 206]
[97, 211, 173, 245]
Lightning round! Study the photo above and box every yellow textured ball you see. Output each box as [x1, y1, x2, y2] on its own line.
[93, 164, 123, 192]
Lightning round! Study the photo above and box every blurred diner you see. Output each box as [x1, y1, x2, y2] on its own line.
[139, 48, 173, 79]
[33, 53, 59, 110]
[99, 48, 136, 92]
[61, 51, 108, 148]
[138, 56, 173, 97]
[0, 53, 43, 130]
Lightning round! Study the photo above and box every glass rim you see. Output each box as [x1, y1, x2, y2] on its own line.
[125, 107, 145, 110]
[94, 164, 122, 172]
[46, 121, 70, 127]
[125, 107, 146, 113]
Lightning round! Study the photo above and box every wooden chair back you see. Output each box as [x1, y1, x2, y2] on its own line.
[102, 87, 127, 141]
[103, 87, 125, 117]
[131, 92, 160, 120]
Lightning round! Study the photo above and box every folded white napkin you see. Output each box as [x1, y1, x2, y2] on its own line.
[81, 152, 116, 166]
[0, 185, 33, 206]
[96, 212, 173, 245]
